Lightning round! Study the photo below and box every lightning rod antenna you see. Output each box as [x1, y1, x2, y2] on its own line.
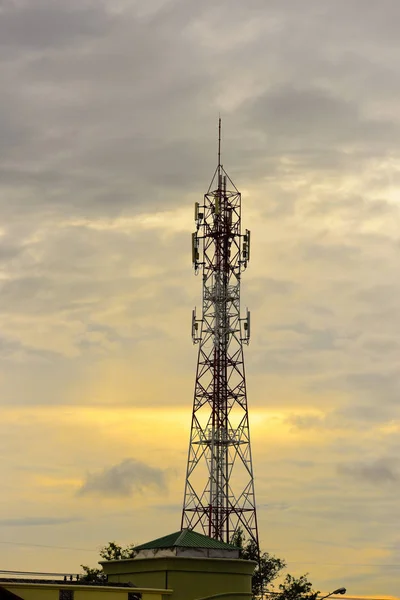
[218, 117, 221, 171]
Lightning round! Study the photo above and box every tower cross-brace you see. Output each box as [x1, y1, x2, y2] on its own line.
[181, 120, 259, 547]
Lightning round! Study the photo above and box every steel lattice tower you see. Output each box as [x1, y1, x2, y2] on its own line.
[181, 120, 259, 547]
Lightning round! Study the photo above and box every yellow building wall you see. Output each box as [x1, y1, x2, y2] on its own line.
[102, 555, 255, 600]
[3, 584, 169, 600]
[4, 588, 55, 600]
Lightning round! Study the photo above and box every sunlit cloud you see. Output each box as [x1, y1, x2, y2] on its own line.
[78, 458, 168, 498]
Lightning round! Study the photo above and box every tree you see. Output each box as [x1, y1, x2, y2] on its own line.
[79, 565, 107, 583]
[231, 530, 318, 600]
[80, 541, 136, 583]
[99, 541, 136, 561]
[276, 574, 318, 600]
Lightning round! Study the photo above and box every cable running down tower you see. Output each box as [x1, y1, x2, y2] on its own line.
[181, 120, 259, 547]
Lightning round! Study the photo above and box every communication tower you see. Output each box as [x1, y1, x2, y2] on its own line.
[181, 120, 259, 547]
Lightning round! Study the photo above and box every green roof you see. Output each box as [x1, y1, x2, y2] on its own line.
[135, 529, 239, 551]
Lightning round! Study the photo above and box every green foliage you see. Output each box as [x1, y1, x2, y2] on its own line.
[231, 530, 318, 600]
[99, 541, 136, 561]
[231, 528, 245, 550]
[275, 574, 318, 600]
[79, 565, 107, 583]
[80, 541, 136, 583]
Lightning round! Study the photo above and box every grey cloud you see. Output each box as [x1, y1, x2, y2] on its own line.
[0, 0, 112, 50]
[0, 334, 64, 364]
[245, 85, 400, 164]
[0, 221, 194, 405]
[306, 370, 400, 426]
[345, 371, 400, 396]
[286, 413, 324, 431]
[152, 503, 182, 512]
[0, 335, 29, 361]
[246, 278, 296, 308]
[254, 277, 296, 295]
[321, 0, 400, 44]
[308, 194, 398, 219]
[337, 458, 399, 485]
[308, 305, 334, 317]
[1, 0, 400, 230]
[249, 351, 317, 377]
[249, 87, 357, 140]
[268, 322, 339, 351]
[354, 306, 400, 340]
[336, 403, 395, 424]
[0, 240, 23, 262]
[0, 223, 191, 318]
[361, 336, 399, 355]
[0, 2, 214, 222]
[258, 502, 290, 511]
[0, 106, 32, 158]
[249, 329, 340, 380]
[78, 458, 168, 497]
[303, 242, 360, 263]
[356, 284, 398, 307]
[0, 516, 83, 527]
[260, 190, 297, 219]
[0, 276, 51, 310]
[286, 405, 394, 432]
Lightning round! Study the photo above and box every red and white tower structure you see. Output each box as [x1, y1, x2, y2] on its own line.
[181, 120, 259, 547]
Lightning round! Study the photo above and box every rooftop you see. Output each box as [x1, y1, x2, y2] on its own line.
[134, 529, 240, 551]
[0, 578, 133, 587]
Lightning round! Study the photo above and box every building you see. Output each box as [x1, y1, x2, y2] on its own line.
[0, 579, 170, 600]
[101, 529, 255, 600]
[0, 530, 255, 600]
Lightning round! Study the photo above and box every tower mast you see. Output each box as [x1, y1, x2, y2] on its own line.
[181, 120, 259, 546]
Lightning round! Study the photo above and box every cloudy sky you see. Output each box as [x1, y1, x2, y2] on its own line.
[1, 0, 400, 597]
